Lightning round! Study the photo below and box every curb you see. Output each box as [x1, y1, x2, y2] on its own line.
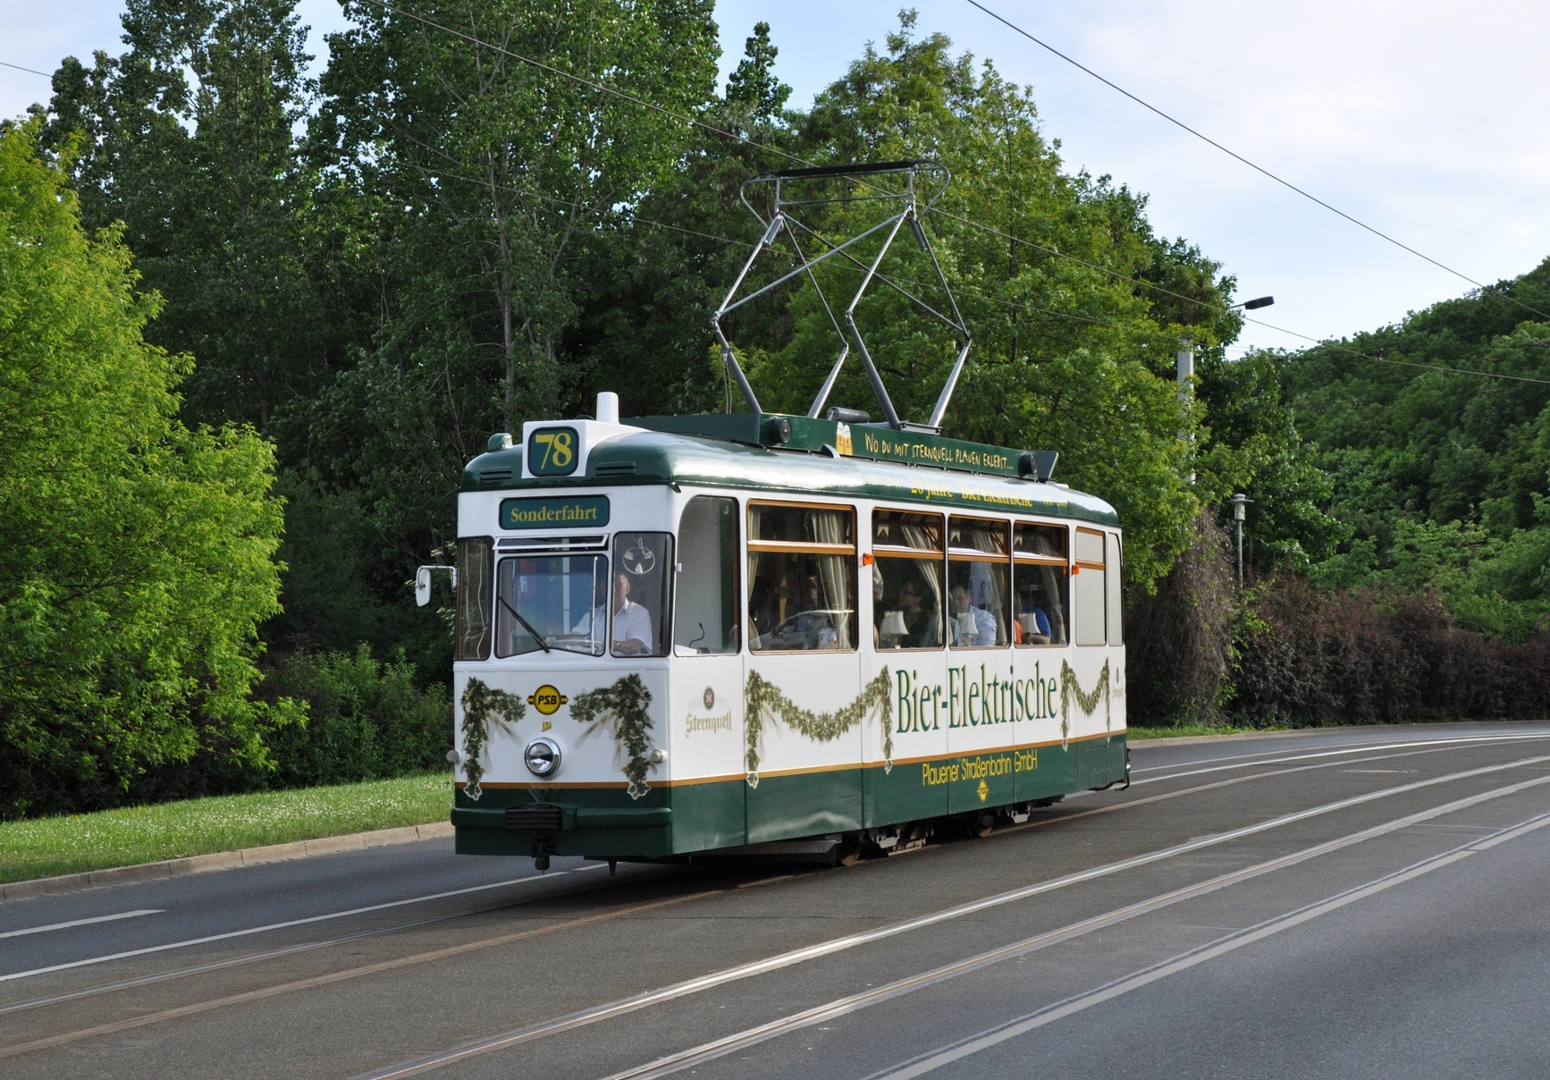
[0, 821, 454, 903]
[1129, 729, 1314, 748]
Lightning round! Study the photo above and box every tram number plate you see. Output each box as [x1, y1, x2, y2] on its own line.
[528, 426, 579, 476]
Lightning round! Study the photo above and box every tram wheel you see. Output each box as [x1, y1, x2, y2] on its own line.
[969, 813, 995, 839]
[834, 838, 862, 867]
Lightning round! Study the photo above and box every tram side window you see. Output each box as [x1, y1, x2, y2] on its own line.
[948, 517, 1009, 648]
[873, 510, 946, 650]
[675, 497, 739, 654]
[1013, 523, 1068, 646]
[1074, 528, 1107, 646]
[612, 533, 673, 657]
[1106, 531, 1124, 645]
[748, 503, 857, 652]
[456, 537, 493, 661]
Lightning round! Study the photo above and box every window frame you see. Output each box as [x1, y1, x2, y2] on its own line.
[456, 536, 494, 662]
[872, 508, 947, 653]
[1013, 521, 1069, 649]
[1073, 526, 1108, 647]
[611, 532, 674, 658]
[673, 495, 741, 656]
[947, 515, 1011, 650]
[746, 500, 859, 655]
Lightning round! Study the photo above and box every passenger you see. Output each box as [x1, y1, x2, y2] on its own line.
[950, 583, 998, 647]
[1017, 602, 1052, 645]
[898, 579, 941, 648]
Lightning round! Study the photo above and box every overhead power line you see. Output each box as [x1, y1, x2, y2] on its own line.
[352, 1, 1550, 389]
[1, 60, 53, 78]
[962, 0, 1550, 325]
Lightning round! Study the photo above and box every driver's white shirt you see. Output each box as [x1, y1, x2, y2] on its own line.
[612, 599, 653, 651]
[574, 599, 653, 651]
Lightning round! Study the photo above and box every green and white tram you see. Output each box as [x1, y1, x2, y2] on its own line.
[440, 399, 1127, 869]
[432, 160, 1127, 870]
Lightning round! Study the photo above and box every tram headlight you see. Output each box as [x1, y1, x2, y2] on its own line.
[524, 737, 562, 778]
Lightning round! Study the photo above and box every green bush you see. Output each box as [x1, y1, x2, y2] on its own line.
[258, 646, 451, 786]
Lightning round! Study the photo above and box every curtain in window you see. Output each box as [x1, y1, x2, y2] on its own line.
[811, 510, 854, 649]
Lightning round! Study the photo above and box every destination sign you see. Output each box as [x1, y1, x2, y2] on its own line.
[500, 496, 610, 530]
[849, 426, 1017, 476]
[627, 414, 1055, 481]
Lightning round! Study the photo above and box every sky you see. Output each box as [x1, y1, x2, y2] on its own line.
[3, 0, 1548, 356]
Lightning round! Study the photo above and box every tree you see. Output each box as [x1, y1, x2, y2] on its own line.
[0, 121, 294, 817]
[42, 0, 368, 434]
[728, 15, 1205, 587]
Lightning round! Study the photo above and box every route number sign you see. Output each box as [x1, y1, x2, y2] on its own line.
[528, 426, 579, 476]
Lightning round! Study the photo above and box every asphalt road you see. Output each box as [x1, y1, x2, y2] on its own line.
[3, 722, 1549, 1079]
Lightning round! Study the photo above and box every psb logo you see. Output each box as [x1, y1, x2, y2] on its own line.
[527, 685, 568, 716]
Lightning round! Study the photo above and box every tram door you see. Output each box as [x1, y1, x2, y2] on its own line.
[744, 501, 865, 843]
[672, 496, 748, 851]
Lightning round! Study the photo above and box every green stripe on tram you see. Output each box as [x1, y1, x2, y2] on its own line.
[450, 736, 1127, 859]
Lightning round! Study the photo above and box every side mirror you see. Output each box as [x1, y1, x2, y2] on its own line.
[415, 566, 458, 607]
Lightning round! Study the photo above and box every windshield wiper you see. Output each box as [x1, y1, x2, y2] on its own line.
[497, 594, 551, 653]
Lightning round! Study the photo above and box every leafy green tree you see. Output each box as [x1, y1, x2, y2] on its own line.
[1193, 349, 1347, 569]
[43, 0, 369, 433]
[315, 0, 721, 431]
[1281, 261, 1550, 636]
[0, 121, 295, 818]
[726, 15, 1206, 586]
[294, 0, 723, 659]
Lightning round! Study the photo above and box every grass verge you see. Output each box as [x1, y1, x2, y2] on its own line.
[1128, 724, 1281, 739]
[0, 771, 453, 884]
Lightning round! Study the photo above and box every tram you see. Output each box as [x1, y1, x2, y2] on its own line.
[429, 161, 1127, 869]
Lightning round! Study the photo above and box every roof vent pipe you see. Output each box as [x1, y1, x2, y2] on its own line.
[596, 391, 620, 425]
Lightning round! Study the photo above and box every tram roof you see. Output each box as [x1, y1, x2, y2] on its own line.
[460, 414, 1120, 527]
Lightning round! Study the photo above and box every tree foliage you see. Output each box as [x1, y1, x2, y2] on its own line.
[20, 0, 1543, 765]
[1282, 261, 1550, 639]
[0, 121, 294, 817]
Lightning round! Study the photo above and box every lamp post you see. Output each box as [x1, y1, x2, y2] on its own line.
[1228, 493, 1253, 584]
[1176, 295, 1272, 451]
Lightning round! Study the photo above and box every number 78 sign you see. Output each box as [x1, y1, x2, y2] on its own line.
[527, 426, 579, 476]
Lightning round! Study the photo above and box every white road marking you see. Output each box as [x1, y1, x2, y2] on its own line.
[0, 910, 162, 940]
[1127, 732, 1550, 785]
[605, 795, 1550, 1080]
[1128, 728, 1550, 777]
[352, 753, 1550, 1080]
[0, 865, 605, 984]
[871, 813, 1550, 1080]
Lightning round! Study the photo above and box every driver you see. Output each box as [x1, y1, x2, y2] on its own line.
[572, 572, 653, 655]
[610, 573, 653, 655]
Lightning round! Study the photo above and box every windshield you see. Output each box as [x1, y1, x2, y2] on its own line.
[495, 554, 609, 657]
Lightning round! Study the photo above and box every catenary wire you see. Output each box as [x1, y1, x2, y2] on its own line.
[0, 60, 53, 78]
[961, 0, 1550, 325]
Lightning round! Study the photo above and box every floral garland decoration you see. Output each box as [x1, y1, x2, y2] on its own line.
[570, 674, 654, 800]
[744, 667, 893, 788]
[1058, 659, 1111, 750]
[459, 677, 526, 800]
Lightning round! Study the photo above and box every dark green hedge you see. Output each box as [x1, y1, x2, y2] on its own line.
[257, 645, 451, 787]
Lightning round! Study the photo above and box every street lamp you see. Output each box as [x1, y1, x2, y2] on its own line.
[1231, 296, 1274, 311]
[1228, 493, 1253, 584]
